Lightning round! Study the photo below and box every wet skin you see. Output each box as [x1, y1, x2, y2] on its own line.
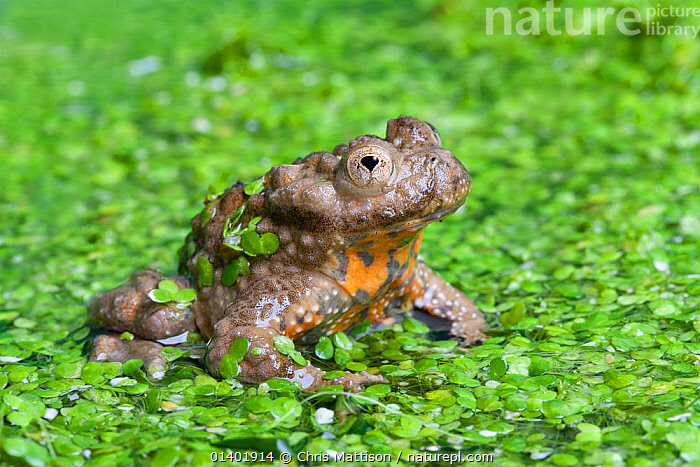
[89, 116, 487, 391]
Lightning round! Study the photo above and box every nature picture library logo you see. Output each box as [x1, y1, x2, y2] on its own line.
[486, 1, 700, 38]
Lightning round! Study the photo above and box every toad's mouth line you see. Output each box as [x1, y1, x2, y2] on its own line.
[404, 203, 462, 226]
[344, 202, 464, 237]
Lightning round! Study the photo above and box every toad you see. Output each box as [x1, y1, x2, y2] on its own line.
[89, 116, 487, 391]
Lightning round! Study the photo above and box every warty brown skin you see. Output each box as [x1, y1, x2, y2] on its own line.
[88, 116, 487, 391]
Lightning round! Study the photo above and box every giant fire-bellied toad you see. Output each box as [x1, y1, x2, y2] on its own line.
[89, 116, 487, 391]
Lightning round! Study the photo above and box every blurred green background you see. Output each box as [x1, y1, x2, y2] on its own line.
[1, 0, 699, 465]
[2, 0, 697, 300]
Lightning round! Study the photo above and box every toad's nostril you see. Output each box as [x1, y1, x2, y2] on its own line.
[361, 155, 379, 171]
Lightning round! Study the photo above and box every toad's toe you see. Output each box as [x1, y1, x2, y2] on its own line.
[90, 334, 167, 381]
[318, 371, 389, 393]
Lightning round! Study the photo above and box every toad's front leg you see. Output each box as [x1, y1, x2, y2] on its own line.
[205, 265, 386, 392]
[407, 261, 487, 344]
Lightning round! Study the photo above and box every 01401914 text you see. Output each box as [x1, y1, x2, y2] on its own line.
[211, 451, 274, 462]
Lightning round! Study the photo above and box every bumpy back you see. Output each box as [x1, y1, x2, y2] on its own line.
[178, 182, 248, 276]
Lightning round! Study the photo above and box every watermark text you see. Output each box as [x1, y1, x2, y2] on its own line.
[486, 2, 700, 38]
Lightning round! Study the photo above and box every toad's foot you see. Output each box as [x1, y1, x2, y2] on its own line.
[206, 325, 387, 392]
[297, 366, 389, 393]
[88, 270, 197, 340]
[90, 334, 166, 381]
[407, 261, 487, 345]
[87, 270, 198, 381]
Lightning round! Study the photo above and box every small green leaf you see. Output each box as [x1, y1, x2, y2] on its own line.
[196, 256, 213, 287]
[488, 357, 508, 379]
[7, 411, 34, 427]
[80, 362, 104, 384]
[577, 423, 601, 433]
[241, 230, 262, 255]
[122, 359, 143, 376]
[247, 216, 262, 230]
[505, 397, 527, 411]
[149, 288, 173, 303]
[15, 395, 44, 418]
[230, 337, 249, 362]
[219, 354, 239, 379]
[447, 369, 472, 385]
[120, 331, 134, 341]
[433, 340, 458, 348]
[454, 356, 475, 370]
[13, 317, 36, 328]
[334, 348, 351, 366]
[71, 325, 90, 340]
[173, 288, 197, 303]
[477, 395, 502, 412]
[687, 282, 700, 295]
[366, 384, 391, 396]
[52, 362, 78, 378]
[603, 368, 620, 382]
[553, 265, 575, 280]
[238, 256, 250, 275]
[144, 389, 161, 414]
[575, 430, 601, 445]
[162, 347, 187, 361]
[200, 204, 215, 228]
[529, 357, 552, 376]
[542, 399, 566, 418]
[499, 302, 525, 327]
[3, 394, 26, 411]
[270, 397, 302, 421]
[224, 241, 243, 251]
[649, 299, 678, 317]
[244, 396, 272, 413]
[346, 362, 367, 372]
[152, 446, 179, 467]
[402, 317, 430, 333]
[222, 205, 245, 237]
[332, 332, 353, 350]
[415, 359, 438, 371]
[598, 289, 618, 305]
[195, 374, 217, 386]
[350, 320, 371, 338]
[502, 436, 527, 452]
[244, 178, 264, 196]
[102, 362, 121, 378]
[259, 232, 280, 255]
[693, 317, 700, 334]
[363, 430, 385, 444]
[607, 374, 635, 388]
[289, 350, 307, 366]
[158, 280, 179, 294]
[221, 261, 239, 287]
[3, 437, 50, 467]
[274, 336, 295, 355]
[551, 453, 579, 466]
[315, 336, 334, 360]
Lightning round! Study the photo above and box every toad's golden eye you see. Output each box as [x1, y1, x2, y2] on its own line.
[346, 146, 393, 187]
[425, 120, 441, 146]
